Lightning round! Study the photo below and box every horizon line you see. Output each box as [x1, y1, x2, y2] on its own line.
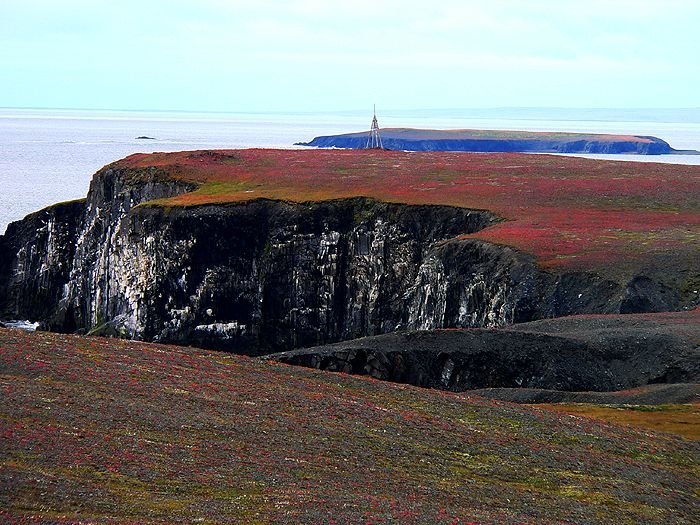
[2, 105, 700, 115]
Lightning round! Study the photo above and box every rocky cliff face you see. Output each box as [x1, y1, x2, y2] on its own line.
[0, 199, 84, 322]
[0, 166, 688, 354]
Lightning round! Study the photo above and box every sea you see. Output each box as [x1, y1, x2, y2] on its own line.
[2, 106, 700, 235]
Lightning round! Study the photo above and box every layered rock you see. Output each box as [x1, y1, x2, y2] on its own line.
[0, 199, 85, 322]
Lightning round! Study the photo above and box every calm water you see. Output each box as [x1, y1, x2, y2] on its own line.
[2, 107, 700, 234]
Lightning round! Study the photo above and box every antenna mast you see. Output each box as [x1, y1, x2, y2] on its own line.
[365, 104, 383, 149]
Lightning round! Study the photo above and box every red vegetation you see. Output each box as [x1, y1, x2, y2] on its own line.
[113, 149, 700, 271]
[1, 327, 698, 523]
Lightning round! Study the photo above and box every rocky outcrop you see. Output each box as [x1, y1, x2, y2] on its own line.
[268, 310, 700, 392]
[2, 165, 512, 353]
[0, 164, 693, 355]
[299, 129, 680, 154]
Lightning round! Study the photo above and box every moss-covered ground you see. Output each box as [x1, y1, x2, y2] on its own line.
[537, 403, 700, 441]
[1, 328, 698, 524]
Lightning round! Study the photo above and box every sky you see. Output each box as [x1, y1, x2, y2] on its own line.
[1, 0, 699, 112]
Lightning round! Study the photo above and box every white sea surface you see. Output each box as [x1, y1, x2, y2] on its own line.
[2, 107, 700, 234]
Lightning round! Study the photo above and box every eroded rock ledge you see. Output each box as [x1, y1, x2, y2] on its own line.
[268, 309, 700, 392]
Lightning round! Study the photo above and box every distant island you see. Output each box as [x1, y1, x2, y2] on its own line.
[298, 128, 698, 155]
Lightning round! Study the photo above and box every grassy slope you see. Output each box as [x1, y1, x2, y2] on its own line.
[1, 328, 698, 524]
[113, 149, 700, 276]
[536, 403, 700, 440]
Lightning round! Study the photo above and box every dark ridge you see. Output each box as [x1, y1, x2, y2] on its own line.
[267, 309, 700, 393]
[298, 128, 692, 154]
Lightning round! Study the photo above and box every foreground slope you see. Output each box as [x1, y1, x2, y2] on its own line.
[1, 328, 698, 524]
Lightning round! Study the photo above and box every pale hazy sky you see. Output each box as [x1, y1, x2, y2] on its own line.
[1, 0, 698, 112]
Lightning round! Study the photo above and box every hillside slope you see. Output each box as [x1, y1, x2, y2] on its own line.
[1, 327, 698, 524]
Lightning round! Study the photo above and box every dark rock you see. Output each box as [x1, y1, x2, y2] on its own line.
[0, 199, 85, 322]
[268, 311, 700, 392]
[299, 128, 681, 155]
[620, 276, 680, 313]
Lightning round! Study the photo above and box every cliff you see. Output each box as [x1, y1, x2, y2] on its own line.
[298, 128, 689, 154]
[0, 149, 698, 354]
